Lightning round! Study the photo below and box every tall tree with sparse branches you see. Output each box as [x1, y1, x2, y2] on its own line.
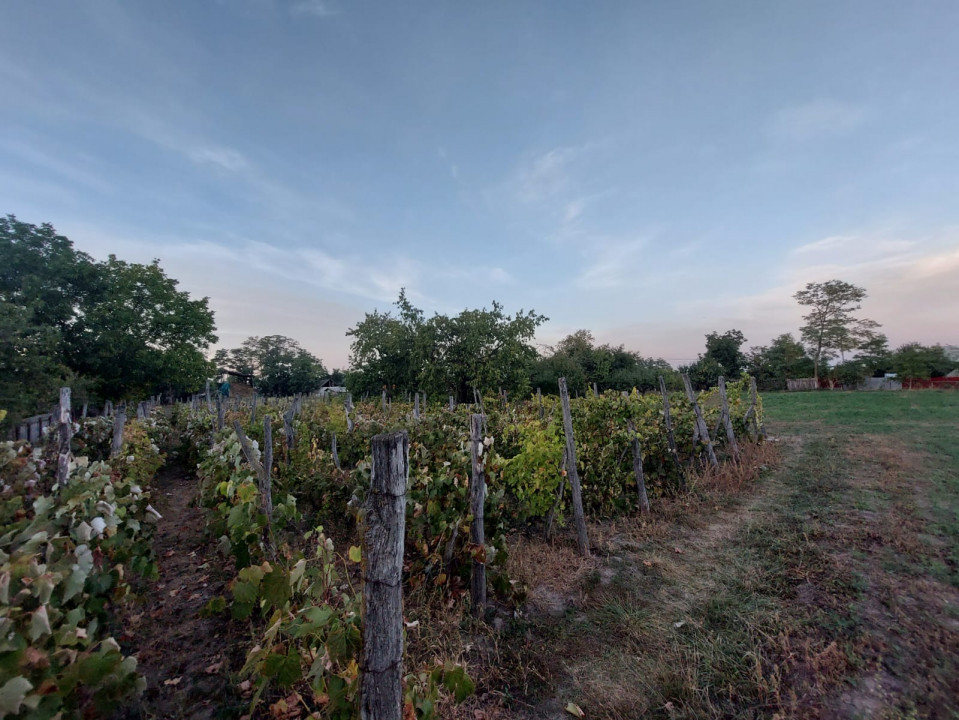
[794, 279, 880, 382]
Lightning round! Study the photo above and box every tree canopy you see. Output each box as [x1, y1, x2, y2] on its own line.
[214, 335, 328, 396]
[1, 215, 217, 417]
[794, 279, 879, 381]
[346, 291, 547, 401]
[531, 330, 677, 394]
[681, 329, 748, 389]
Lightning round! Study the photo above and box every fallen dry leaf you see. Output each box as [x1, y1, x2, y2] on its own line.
[163, 677, 182, 686]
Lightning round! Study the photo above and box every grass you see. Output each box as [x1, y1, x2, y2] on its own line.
[490, 390, 959, 719]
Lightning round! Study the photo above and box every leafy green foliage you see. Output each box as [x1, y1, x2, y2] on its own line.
[214, 335, 328, 396]
[0, 434, 161, 718]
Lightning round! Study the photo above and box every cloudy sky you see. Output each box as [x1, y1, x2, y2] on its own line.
[2, 1, 957, 368]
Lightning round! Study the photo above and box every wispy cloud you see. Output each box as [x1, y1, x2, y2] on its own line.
[289, 0, 339, 18]
[770, 99, 865, 140]
[189, 145, 249, 172]
[511, 144, 592, 204]
[575, 236, 649, 290]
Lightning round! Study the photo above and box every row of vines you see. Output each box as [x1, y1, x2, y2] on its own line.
[0, 376, 761, 718]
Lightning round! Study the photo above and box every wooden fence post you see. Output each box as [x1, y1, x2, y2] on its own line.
[717, 377, 741, 460]
[558, 377, 590, 557]
[57, 387, 72, 486]
[361, 431, 408, 720]
[262, 416, 273, 524]
[413, 392, 420, 421]
[681, 374, 719, 468]
[111, 403, 126, 457]
[469, 414, 487, 617]
[627, 420, 650, 514]
[331, 432, 341, 470]
[216, 393, 224, 432]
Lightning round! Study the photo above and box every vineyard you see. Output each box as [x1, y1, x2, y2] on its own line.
[0, 377, 764, 719]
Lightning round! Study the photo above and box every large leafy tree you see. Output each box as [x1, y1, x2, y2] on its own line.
[747, 333, 814, 389]
[682, 329, 748, 389]
[531, 330, 676, 394]
[345, 291, 547, 401]
[794, 279, 880, 382]
[1, 215, 217, 407]
[214, 335, 328, 396]
[65, 256, 217, 399]
[892, 343, 954, 386]
[0, 300, 70, 421]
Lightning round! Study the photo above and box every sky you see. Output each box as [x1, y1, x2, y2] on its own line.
[2, 0, 958, 368]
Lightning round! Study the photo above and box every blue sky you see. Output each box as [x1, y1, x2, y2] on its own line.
[2, 1, 957, 368]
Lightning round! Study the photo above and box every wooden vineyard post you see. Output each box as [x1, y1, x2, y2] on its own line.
[744, 376, 767, 440]
[558, 377, 590, 557]
[545, 445, 569, 540]
[717, 377, 741, 460]
[81, 402, 88, 419]
[681, 374, 719, 468]
[627, 420, 650, 514]
[331, 432, 341, 470]
[361, 431, 408, 720]
[381, 390, 387, 414]
[251, 392, 257, 424]
[57, 387, 72, 486]
[232, 420, 273, 548]
[216, 393, 225, 432]
[262, 416, 273, 525]
[413, 392, 420, 421]
[105, 400, 113, 417]
[537, 387, 544, 419]
[449, 395, 455, 412]
[206, 380, 212, 412]
[658, 376, 687, 489]
[111, 403, 126, 458]
[592, 382, 599, 398]
[469, 414, 487, 617]
[283, 408, 295, 466]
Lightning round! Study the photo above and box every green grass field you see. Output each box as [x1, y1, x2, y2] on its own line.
[505, 389, 959, 719]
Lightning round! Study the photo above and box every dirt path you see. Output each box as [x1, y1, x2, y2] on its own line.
[120, 467, 243, 719]
[504, 431, 958, 719]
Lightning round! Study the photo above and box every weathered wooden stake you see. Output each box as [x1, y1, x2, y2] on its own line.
[381, 390, 387, 413]
[658, 376, 687, 490]
[449, 395, 455, 412]
[361, 432, 408, 720]
[558, 377, 590, 556]
[262, 415, 273, 523]
[205, 380, 212, 412]
[413, 392, 420, 420]
[681, 374, 719, 468]
[717, 376, 741, 460]
[56, 387, 72, 486]
[469, 414, 487, 617]
[283, 408, 295, 466]
[111, 403, 126, 457]
[251, 392, 258, 424]
[331, 431, 341, 470]
[81, 402, 88, 419]
[545, 445, 569, 540]
[592, 382, 599, 398]
[537, 387, 544, 419]
[628, 420, 650, 514]
[216, 393, 225, 432]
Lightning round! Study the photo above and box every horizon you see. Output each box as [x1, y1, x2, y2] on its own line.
[2, 1, 957, 369]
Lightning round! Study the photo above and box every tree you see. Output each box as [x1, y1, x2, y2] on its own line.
[682, 329, 748, 389]
[794, 280, 880, 382]
[1, 216, 218, 404]
[345, 291, 547, 401]
[0, 300, 70, 423]
[214, 335, 328, 396]
[531, 330, 677, 394]
[892, 343, 954, 387]
[65, 256, 217, 400]
[857, 334, 893, 377]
